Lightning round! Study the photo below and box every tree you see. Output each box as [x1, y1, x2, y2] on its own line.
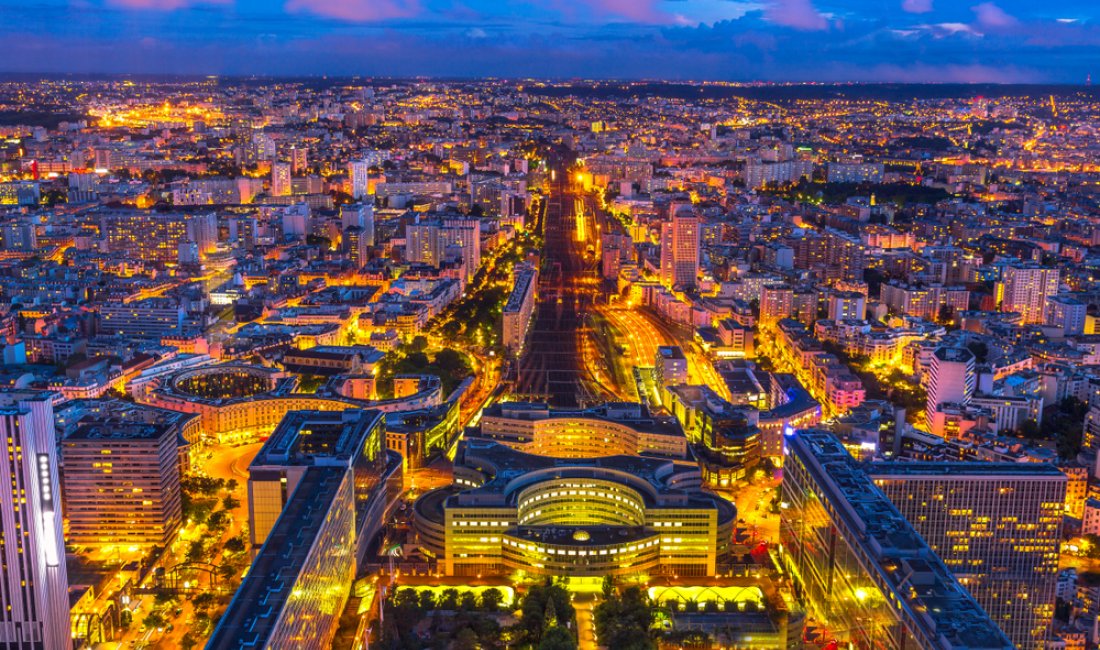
[937, 304, 955, 325]
[143, 611, 167, 631]
[480, 587, 504, 610]
[419, 590, 436, 610]
[207, 510, 230, 532]
[438, 588, 460, 610]
[594, 586, 655, 650]
[543, 596, 559, 631]
[395, 588, 421, 609]
[222, 494, 241, 511]
[153, 588, 176, 607]
[602, 575, 615, 599]
[192, 592, 216, 612]
[1015, 419, 1041, 439]
[410, 335, 429, 353]
[519, 582, 576, 645]
[539, 626, 577, 650]
[460, 591, 479, 611]
[453, 628, 480, 650]
[223, 536, 245, 555]
[966, 340, 989, 364]
[186, 540, 205, 564]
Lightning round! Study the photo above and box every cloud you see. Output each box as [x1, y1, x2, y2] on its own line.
[284, 0, 421, 22]
[764, 0, 828, 30]
[106, 0, 229, 8]
[815, 62, 1039, 83]
[549, 0, 671, 24]
[901, 0, 933, 14]
[972, 2, 1018, 29]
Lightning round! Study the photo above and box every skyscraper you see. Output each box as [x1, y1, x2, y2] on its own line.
[780, 430, 1012, 650]
[271, 161, 292, 197]
[871, 463, 1066, 649]
[343, 226, 369, 267]
[405, 220, 441, 266]
[348, 160, 370, 199]
[340, 203, 374, 247]
[289, 145, 308, 175]
[660, 208, 700, 289]
[925, 345, 976, 436]
[0, 390, 72, 650]
[999, 263, 1060, 325]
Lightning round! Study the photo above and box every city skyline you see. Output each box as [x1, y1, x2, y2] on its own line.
[1, 0, 1098, 82]
[2, 34, 1100, 646]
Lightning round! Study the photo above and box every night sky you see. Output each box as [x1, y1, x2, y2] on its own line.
[2, 0, 1096, 82]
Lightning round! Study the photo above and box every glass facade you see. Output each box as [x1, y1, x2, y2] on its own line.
[779, 431, 1013, 650]
[872, 464, 1066, 649]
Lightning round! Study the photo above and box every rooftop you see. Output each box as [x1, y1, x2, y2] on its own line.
[252, 409, 383, 468]
[789, 430, 1014, 650]
[205, 466, 346, 650]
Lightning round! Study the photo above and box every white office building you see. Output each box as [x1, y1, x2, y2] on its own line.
[0, 391, 71, 650]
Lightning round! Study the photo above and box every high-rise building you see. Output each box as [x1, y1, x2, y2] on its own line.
[60, 400, 188, 548]
[99, 298, 186, 338]
[999, 264, 1059, 325]
[654, 345, 689, 387]
[343, 226, 369, 267]
[925, 346, 976, 436]
[271, 161, 292, 197]
[660, 209, 700, 289]
[405, 218, 481, 283]
[184, 211, 218, 255]
[101, 210, 213, 263]
[822, 227, 866, 283]
[208, 466, 355, 650]
[871, 463, 1066, 649]
[760, 284, 794, 325]
[405, 221, 441, 266]
[1044, 294, 1087, 336]
[780, 430, 1012, 650]
[0, 390, 72, 650]
[825, 289, 866, 320]
[247, 409, 398, 558]
[348, 159, 370, 199]
[289, 145, 308, 175]
[340, 203, 374, 247]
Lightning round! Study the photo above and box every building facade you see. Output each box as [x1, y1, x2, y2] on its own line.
[413, 440, 735, 578]
[870, 462, 1066, 649]
[780, 430, 1012, 650]
[0, 391, 72, 650]
[60, 401, 188, 547]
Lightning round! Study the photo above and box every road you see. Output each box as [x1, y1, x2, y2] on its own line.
[573, 594, 598, 650]
[514, 157, 611, 407]
[107, 443, 262, 649]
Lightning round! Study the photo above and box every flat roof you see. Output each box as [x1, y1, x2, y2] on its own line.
[206, 466, 346, 650]
[789, 431, 1013, 650]
[252, 409, 382, 468]
[67, 422, 173, 442]
[868, 461, 1067, 478]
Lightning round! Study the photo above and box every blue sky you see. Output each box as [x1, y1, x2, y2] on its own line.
[1, 0, 1097, 81]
